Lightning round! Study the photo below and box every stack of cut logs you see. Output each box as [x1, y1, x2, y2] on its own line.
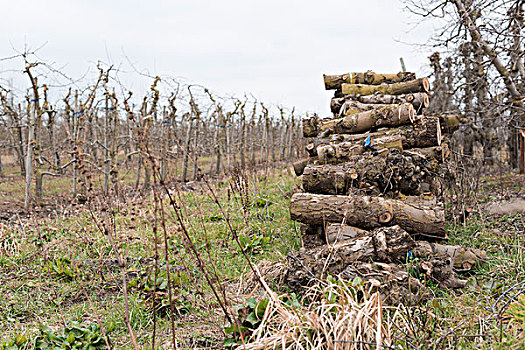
[285, 70, 485, 303]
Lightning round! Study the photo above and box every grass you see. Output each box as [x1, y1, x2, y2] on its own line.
[0, 163, 301, 348]
[0, 158, 524, 349]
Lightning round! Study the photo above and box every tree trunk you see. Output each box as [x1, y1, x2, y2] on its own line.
[303, 103, 415, 137]
[240, 110, 246, 170]
[341, 78, 430, 96]
[182, 113, 193, 182]
[192, 118, 200, 180]
[323, 71, 416, 90]
[302, 149, 439, 196]
[290, 193, 446, 238]
[104, 95, 110, 195]
[24, 102, 36, 210]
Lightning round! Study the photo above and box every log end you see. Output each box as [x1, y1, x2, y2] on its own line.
[422, 77, 430, 93]
[293, 158, 309, 176]
[436, 119, 442, 146]
[407, 103, 416, 123]
[379, 211, 393, 224]
[423, 93, 430, 108]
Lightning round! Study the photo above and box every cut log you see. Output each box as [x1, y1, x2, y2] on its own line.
[323, 71, 416, 90]
[325, 223, 368, 243]
[420, 257, 468, 289]
[330, 116, 441, 149]
[304, 103, 415, 137]
[302, 114, 321, 138]
[316, 135, 403, 163]
[407, 144, 449, 163]
[290, 192, 446, 238]
[341, 78, 430, 96]
[305, 139, 329, 157]
[413, 241, 487, 272]
[287, 225, 415, 279]
[331, 92, 429, 115]
[302, 149, 439, 196]
[304, 116, 441, 158]
[340, 101, 399, 117]
[339, 262, 425, 304]
[292, 157, 316, 176]
[299, 224, 324, 249]
[285, 226, 420, 294]
[359, 92, 429, 109]
[437, 114, 461, 134]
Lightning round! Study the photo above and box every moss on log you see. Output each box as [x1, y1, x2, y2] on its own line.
[331, 93, 429, 115]
[303, 103, 415, 137]
[340, 101, 398, 116]
[323, 71, 416, 90]
[341, 78, 430, 96]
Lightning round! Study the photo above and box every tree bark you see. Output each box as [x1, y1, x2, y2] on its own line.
[341, 78, 430, 96]
[331, 93, 429, 115]
[285, 225, 416, 290]
[338, 101, 399, 117]
[182, 113, 194, 182]
[316, 135, 403, 163]
[406, 145, 449, 163]
[290, 193, 446, 238]
[325, 223, 368, 244]
[303, 103, 415, 137]
[323, 71, 416, 90]
[292, 157, 317, 176]
[302, 149, 439, 196]
[322, 116, 442, 150]
[434, 114, 460, 134]
[413, 241, 486, 272]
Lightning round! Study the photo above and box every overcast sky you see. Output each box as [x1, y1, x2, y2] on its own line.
[1, 0, 438, 115]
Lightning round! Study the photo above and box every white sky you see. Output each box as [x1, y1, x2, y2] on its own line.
[0, 0, 438, 115]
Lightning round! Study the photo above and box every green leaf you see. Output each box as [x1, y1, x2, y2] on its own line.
[246, 297, 257, 309]
[223, 337, 237, 348]
[245, 311, 259, 326]
[159, 279, 168, 290]
[15, 335, 27, 346]
[255, 299, 269, 318]
[65, 332, 75, 344]
[223, 324, 236, 335]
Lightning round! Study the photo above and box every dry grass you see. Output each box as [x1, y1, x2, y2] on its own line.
[240, 276, 392, 350]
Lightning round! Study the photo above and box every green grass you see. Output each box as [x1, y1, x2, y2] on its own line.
[1, 164, 524, 349]
[0, 166, 301, 348]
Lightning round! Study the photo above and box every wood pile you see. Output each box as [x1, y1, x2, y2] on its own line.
[286, 70, 486, 303]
